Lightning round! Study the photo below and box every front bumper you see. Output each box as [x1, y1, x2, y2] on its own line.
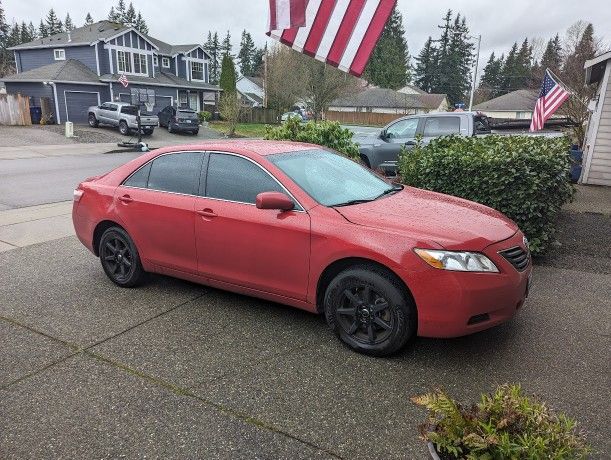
[407, 231, 532, 338]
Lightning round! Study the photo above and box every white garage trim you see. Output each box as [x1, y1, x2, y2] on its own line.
[63, 90, 101, 122]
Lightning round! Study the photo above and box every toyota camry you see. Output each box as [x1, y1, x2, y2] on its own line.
[73, 141, 532, 356]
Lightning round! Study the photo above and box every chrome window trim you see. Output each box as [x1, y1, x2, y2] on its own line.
[120, 150, 306, 213]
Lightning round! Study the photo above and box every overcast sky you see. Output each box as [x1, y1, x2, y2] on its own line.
[4, 0, 610, 67]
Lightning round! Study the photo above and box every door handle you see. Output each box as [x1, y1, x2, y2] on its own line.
[118, 195, 133, 203]
[196, 208, 217, 218]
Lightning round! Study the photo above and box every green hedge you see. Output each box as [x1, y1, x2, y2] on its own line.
[398, 135, 574, 255]
[197, 111, 212, 123]
[264, 118, 359, 159]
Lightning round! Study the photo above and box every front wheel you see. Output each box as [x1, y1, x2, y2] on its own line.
[324, 265, 416, 356]
[119, 120, 129, 135]
[99, 227, 145, 287]
[88, 113, 99, 128]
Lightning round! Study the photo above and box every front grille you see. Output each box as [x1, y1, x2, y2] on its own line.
[499, 246, 530, 271]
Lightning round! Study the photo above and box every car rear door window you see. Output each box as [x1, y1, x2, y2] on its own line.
[146, 152, 203, 195]
[205, 153, 284, 204]
[423, 117, 461, 136]
[124, 162, 152, 188]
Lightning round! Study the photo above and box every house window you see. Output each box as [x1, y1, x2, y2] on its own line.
[190, 61, 204, 81]
[179, 92, 188, 107]
[162, 57, 170, 68]
[153, 55, 158, 66]
[53, 49, 65, 60]
[117, 50, 132, 73]
[133, 53, 148, 75]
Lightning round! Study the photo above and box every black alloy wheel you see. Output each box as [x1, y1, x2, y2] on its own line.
[88, 113, 99, 127]
[99, 227, 144, 287]
[119, 120, 129, 135]
[324, 265, 416, 356]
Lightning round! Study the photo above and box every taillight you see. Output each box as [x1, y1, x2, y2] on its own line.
[73, 188, 84, 202]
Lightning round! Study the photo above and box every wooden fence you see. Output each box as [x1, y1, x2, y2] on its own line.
[325, 110, 403, 127]
[239, 107, 280, 124]
[0, 93, 31, 126]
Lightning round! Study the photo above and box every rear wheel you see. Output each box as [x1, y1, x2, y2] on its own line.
[99, 227, 145, 287]
[119, 120, 129, 135]
[88, 113, 99, 128]
[324, 265, 416, 356]
[143, 128, 154, 135]
[193, 129, 199, 135]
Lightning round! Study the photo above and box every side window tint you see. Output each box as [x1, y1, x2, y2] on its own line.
[124, 162, 152, 188]
[147, 152, 203, 194]
[386, 118, 418, 138]
[423, 117, 461, 136]
[206, 153, 284, 204]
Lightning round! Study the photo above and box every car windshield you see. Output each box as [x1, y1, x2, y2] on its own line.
[268, 149, 400, 207]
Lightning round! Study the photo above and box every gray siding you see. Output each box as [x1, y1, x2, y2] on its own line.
[17, 46, 97, 73]
[56, 83, 109, 124]
[177, 56, 187, 79]
[589, 64, 611, 186]
[97, 42, 109, 75]
[106, 31, 155, 77]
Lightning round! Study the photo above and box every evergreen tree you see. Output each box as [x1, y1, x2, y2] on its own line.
[20, 21, 30, 43]
[45, 9, 61, 35]
[7, 22, 20, 48]
[500, 42, 518, 93]
[134, 12, 148, 34]
[204, 31, 221, 84]
[85, 13, 94, 26]
[116, 0, 127, 22]
[219, 53, 237, 94]
[220, 30, 232, 58]
[479, 52, 504, 98]
[0, 0, 14, 76]
[237, 30, 256, 76]
[38, 20, 48, 38]
[124, 3, 136, 27]
[251, 46, 265, 76]
[108, 7, 119, 22]
[64, 13, 74, 31]
[57, 20, 64, 34]
[27, 22, 36, 40]
[363, 6, 410, 89]
[513, 38, 533, 88]
[0, 0, 8, 47]
[540, 34, 562, 72]
[414, 36, 437, 92]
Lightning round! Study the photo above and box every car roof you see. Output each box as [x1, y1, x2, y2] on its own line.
[153, 140, 319, 157]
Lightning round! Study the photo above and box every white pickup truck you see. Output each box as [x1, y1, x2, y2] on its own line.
[88, 102, 158, 136]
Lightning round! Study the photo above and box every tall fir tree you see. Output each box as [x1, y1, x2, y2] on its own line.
[500, 42, 518, 93]
[363, 6, 410, 89]
[0, 0, 14, 76]
[64, 13, 74, 31]
[124, 3, 136, 27]
[134, 12, 148, 34]
[38, 20, 48, 38]
[116, 0, 127, 22]
[540, 34, 562, 73]
[7, 22, 20, 48]
[220, 30, 232, 58]
[85, 13, 94, 26]
[45, 9, 61, 35]
[20, 21, 30, 43]
[219, 53, 237, 94]
[27, 21, 36, 40]
[237, 30, 256, 76]
[479, 52, 504, 99]
[204, 31, 221, 84]
[108, 7, 119, 22]
[414, 36, 437, 92]
[251, 46, 265, 76]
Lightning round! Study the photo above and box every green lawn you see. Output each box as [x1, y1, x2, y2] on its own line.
[208, 121, 273, 138]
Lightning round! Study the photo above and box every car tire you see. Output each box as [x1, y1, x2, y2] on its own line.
[193, 129, 199, 135]
[99, 227, 145, 288]
[143, 128, 154, 136]
[88, 113, 99, 128]
[119, 120, 129, 135]
[324, 264, 416, 356]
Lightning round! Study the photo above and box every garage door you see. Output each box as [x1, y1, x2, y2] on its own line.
[64, 91, 99, 123]
[155, 96, 173, 112]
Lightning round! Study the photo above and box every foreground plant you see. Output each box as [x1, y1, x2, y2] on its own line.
[411, 384, 590, 459]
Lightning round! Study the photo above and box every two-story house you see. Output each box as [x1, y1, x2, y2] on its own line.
[1, 21, 220, 124]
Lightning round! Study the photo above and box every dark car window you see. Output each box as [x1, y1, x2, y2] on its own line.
[121, 105, 138, 116]
[474, 115, 491, 134]
[178, 110, 197, 118]
[386, 118, 418, 139]
[124, 162, 152, 188]
[206, 153, 284, 204]
[423, 116, 461, 136]
[100, 103, 117, 112]
[146, 152, 203, 195]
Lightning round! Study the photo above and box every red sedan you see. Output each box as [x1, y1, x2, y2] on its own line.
[73, 141, 532, 356]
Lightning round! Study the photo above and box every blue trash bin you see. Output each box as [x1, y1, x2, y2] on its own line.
[569, 147, 583, 183]
[30, 106, 42, 124]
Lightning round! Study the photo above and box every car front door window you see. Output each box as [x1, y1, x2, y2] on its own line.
[385, 118, 418, 140]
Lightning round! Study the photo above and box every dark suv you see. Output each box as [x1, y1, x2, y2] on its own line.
[158, 106, 199, 135]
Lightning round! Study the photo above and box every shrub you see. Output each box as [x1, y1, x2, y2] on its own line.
[264, 118, 359, 159]
[398, 135, 574, 255]
[412, 385, 590, 459]
[197, 111, 211, 123]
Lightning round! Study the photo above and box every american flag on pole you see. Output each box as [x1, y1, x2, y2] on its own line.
[529, 69, 570, 132]
[118, 74, 129, 88]
[268, 0, 396, 77]
[269, 0, 307, 31]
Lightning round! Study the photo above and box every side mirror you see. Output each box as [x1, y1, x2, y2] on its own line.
[380, 129, 387, 139]
[256, 192, 294, 211]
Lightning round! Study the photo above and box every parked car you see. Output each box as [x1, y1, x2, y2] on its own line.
[73, 141, 531, 357]
[158, 106, 200, 135]
[355, 112, 491, 174]
[281, 111, 304, 123]
[88, 102, 158, 136]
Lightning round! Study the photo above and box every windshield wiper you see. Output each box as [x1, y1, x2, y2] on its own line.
[374, 185, 403, 200]
[331, 198, 376, 207]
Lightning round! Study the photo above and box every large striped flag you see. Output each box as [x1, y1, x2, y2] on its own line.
[268, 0, 397, 77]
[530, 69, 570, 132]
[269, 0, 307, 30]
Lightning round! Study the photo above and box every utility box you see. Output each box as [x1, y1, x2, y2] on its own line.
[65, 121, 74, 138]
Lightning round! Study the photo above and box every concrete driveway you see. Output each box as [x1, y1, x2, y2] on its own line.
[1, 195, 610, 458]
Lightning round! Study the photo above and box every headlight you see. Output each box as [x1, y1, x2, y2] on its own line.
[414, 248, 499, 273]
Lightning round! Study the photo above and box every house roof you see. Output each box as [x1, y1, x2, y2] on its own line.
[99, 71, 219, 91]
[398, 84, 426, 94]
[1, 59, 104, 85]
[9, 21, 131, 50]
[146, 37, 208, 58]
[331, 87, 447, 110]
[584, 51, 611, 85]
[242, 76, 263, 90]
[473, 89, 538, 112]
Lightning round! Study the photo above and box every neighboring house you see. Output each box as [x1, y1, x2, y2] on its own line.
[473, 89, 539, 119]
[397, 84, 426, 95]
[1, 21, 220, 124]
[329, 87, 449, 115]
[236, 75, 264, 107]
[582, 51, 611, 186]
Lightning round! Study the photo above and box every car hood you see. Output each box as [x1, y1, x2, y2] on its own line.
[334, 187, 518, 251]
